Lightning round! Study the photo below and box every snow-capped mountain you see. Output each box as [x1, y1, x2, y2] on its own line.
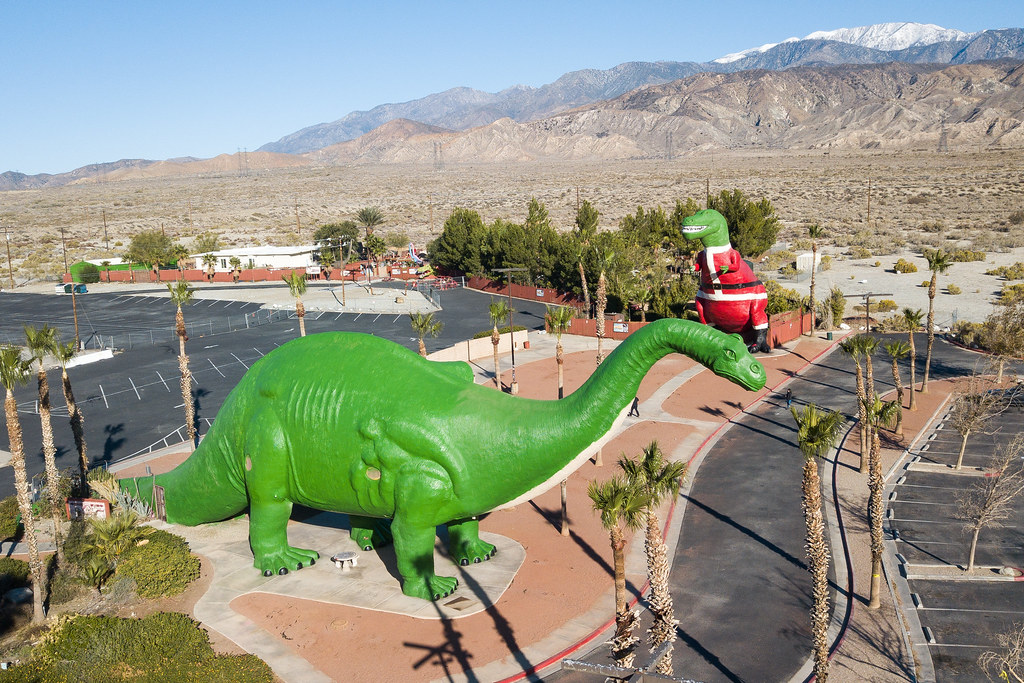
[714, 22, 977, 63]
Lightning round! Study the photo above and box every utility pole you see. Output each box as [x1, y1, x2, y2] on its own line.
[866, 177, 872, 225]
[59, 226, 81, 348]
[102, 209, 109, 251]
[3, 226, 14, 289]
[844, 292, 892, 333]
[494, 267, 527, 395]
[294, 198, 301, 242]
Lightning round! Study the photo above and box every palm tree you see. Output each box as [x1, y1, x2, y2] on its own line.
[884, 340, 911, 437]
[228, 255, 242, 283]
[409, 312, 443, 357]
[201, 252, 217, 281]
[24, 324, 64, 564]
[573, 242, 591, 318]
[902, 308, 924, 410]
[282, 271, 308, 337]
[588, 475, 650, 668]
[620, 442, 687, 676]
[51, 339, 88, 494]
[167, 280, 197, 446]
[922, 249, 952, 393]
[488, 299, 511, 389]
[595, 248, 615, 366]
[839, 336, 869, 473]
[807, 224, 824, 335]
[546, 304, 577, 537]
[356, 206, 385, 238]
[0, 345, 45, 622]
[861, 334, 880, 402]
[791, 403, 844, 683]
[863, 395, 900, 609]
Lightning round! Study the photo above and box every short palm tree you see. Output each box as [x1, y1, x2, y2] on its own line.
[863, 395, 900, 609]
[0, 345, 45, 622]
[409, 312, 442, 357]
[167, 280, 197, 446]
[791, 403, 844, 683]
[588, 475, 650, 668]
[884, 340, 911, 436]
[620, 442, 687, 676]
[356, 206, 385, 238]
[488, 299, 511, 389]
[83, 510, 153, 570]
[201, 252, 217, 281]
[228, 255, 242, 283]
[282, 271, 308, 337]
[51, 339, 89, 493]
[595, 248, 615, 366]
[902, 308, 924, 410]
[839, 336, 869, 473]
[922, 249, 952, 393]
[807, 224, 824, 334]
[24, 324, 64, 564]
[546, 304, 577, 536]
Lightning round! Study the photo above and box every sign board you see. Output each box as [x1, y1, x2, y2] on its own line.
[613, 322, 629, 333]
[536, 289, 545, 298]
[66, 498, 110, 520]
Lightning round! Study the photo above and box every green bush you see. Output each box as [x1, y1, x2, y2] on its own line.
[893, 258, 918, 274]
[849, 246, 872, 260]
[0, 495, 20, 541]
[764, 280, 805, 315]
[876, 299, 898, 312]
[778, 264, 798, 278]
[947, 283, 962, 295]
[0, 557, 30, 594]
[949, 249, 985, 262]
[77, 262, 101, 284]
[920, 281, 931, 288]
[116, 530, 200, 598]
[986, 262, 1024, 280]
[472, 325, 527, 339]
[820, 255, 832, 271]
[13, 612, 274, 682]
[999, 284, 1024, 305]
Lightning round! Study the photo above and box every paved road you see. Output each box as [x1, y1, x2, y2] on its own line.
[0, 285, 551, 498]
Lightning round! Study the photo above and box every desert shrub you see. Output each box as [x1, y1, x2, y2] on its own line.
[764, 280, 805, 315]
[15, 612, 274, 682]
[849, 246, 872, 260]
[947, 283, 962, 295]
[920, 281, 930, 288]
[0, 495, 20, 541]
[116, 529, 200, 598]
[907, 193, 929, 204]
[0, 557, 30, 594]
[999, 284, 1024, 305]
[827, 286, 846, 324]
[820, 255, 832, 271]
[953, 320, 984, 346]
[919, 220, 945, 233]
[875, 314, 911, 332]
[47, 566, 86, 605]
[761, 249, 796, 270]
[778, 264, 798, 278]
[77, 262, 101, 284]
[472, 325, 527, 339]
[986, 262, 1024, 280]
[949, 249, 985, 262]
[1010, 209, 1024, 225]
[893, 258, 918, 274]
[876, 299, 897, 312]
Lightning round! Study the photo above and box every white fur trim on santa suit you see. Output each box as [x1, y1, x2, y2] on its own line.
[696, 290, 768, 302]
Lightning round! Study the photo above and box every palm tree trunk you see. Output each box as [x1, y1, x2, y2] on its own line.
[867, 431, 884, 609]
[6, 393, 45, 622]
[955, 431, 970, 470]
[491, 326, 501, 389]
[37, 368, 64, 565]
[923, 276, 936, 393]
[891, 361, 905, 437]
[179, 353, 196, 446]
[559, 480, 569, 537]
[967, 526, 980, 572]
[578, 261, 591, 319]
[610, 529, 638, 668]
[645, 511, 676, 675]
[908, 333, 918, 411]
[418, 338, 427, 357]
[62, 369, 88, 494]
[802, 458, 830, 682]
[596, 272, 607, 366]
[296, 298, 306, 337]
[855, 363, 868, 473]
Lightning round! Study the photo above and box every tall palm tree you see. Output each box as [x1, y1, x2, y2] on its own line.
[922, 249, 952, 393]
[861, 334, 880, 405]
[902, 308, 924, 411]
[791, 403, 844, 683]
[595, 248, 615, 366]
[0, 345, 45, 622]
[807, 224, 824, 335]
[51, 339, 88, 494]
[863, 395, 900, 609]
[573, 242, 591, 319]
[356, 206, 385, 239]
[24, 324, 64, 564]
[839, 336, 869, 473]
[282, 271, 308, 337]
[409, 312, 443, 357]
[620, 442, 687, 676]
[488, 299, 511, 389]
[884, 340, 911, 437]
[546, 304, 577, 536]
[588, 475, 650, 668]
[167, 280, 197, 446]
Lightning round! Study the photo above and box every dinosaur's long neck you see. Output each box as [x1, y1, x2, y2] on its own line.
[490, 319, 722, 510]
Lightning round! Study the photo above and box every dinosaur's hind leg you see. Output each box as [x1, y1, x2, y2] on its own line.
[349, 515, 393, 551]
[392, 461, 458, 600]
[446, 517, 496, 566]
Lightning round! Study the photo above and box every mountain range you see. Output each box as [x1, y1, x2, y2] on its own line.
[3, 22, 1023, 190]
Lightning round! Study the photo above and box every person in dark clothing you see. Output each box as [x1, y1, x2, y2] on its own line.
[628, 396, 640, 417]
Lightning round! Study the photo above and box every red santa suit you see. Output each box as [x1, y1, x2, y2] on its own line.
[693, 244, 768, 338]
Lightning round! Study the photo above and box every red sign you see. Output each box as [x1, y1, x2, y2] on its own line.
[66, 498, 110, 520]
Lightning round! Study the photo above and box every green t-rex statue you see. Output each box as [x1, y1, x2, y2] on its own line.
[121, 319, 765, 600]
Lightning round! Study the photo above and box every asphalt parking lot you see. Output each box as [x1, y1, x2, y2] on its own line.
[0, 283, 552, 497]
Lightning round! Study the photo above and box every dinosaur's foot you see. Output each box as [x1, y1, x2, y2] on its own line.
[402, 573, 459, 601]
[255, 546, 319, 577]
[451, 538, 496, 567]
[350, 517, 393, 552]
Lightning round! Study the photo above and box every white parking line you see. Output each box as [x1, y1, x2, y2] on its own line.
[230, 353, 249, 369]
[99, 384, 109, 408]
[208, 359, 226, 378]
[128, 377, 142, 400]
[252, 347, 265, 356]
[155, 371, 171, 392]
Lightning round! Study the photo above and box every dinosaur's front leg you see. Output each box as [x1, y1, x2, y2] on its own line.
[392, 462, 458, 600]
[446, 517, 496, 566]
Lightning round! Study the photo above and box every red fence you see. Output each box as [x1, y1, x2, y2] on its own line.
[466, 276, 580, 306]
[768, 309, 814, 348]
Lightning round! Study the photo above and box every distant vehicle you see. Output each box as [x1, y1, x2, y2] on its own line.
[55, 283, 87, 294]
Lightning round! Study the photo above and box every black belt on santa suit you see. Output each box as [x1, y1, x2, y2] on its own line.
[701, 280, 763, 291]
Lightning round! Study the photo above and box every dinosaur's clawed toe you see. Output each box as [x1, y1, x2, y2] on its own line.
[403, 574, 458, 601]
[255, 546, 320, 576]
[451, 539, 497, 567]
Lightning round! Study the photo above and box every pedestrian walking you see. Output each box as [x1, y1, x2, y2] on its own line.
[785, 388, 793, 407]
[628, 396, 640, 417]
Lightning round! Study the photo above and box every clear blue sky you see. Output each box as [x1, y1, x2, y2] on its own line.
[2, 0, 1021, 175]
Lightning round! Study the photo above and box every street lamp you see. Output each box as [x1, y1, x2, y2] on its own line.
[494, 267, 527, 395]
[60, 226, 81, 348]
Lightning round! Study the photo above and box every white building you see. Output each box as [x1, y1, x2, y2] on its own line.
[192, 245, 320, 273]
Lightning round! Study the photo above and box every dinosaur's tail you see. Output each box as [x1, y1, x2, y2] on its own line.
[118, 430, 248, 526]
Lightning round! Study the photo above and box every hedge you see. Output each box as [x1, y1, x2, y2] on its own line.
[116, 530, 200, 598]
[0, 556, 30, 594]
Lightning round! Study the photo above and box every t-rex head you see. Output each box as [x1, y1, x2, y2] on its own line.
[681, 209, 731, 248]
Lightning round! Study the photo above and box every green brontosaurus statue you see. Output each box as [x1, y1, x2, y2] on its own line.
[121, 319, 765, 600]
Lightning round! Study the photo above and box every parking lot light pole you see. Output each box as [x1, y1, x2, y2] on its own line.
[60, 226, 81, 348]
[495, 267, 527, 395]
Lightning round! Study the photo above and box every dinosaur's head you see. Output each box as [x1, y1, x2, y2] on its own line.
[681, 209, 731, 248]
[711, 332, 767, 391]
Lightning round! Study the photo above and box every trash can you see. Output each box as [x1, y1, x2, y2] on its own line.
[826, 332, 834, 341]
